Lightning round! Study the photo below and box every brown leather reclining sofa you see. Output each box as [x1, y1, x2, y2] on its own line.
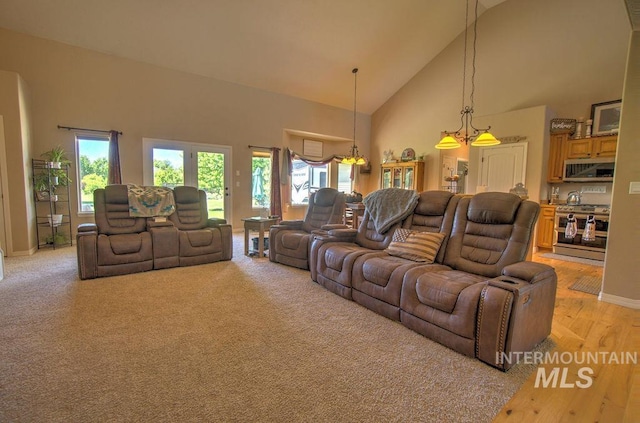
[310, 190, 557, 370]
[76, 185, 232, 280]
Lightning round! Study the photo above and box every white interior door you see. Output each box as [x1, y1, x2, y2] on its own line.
[478, 143, 528, 193]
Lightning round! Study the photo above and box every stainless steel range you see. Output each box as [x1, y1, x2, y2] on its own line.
[553, 204, 610, 261]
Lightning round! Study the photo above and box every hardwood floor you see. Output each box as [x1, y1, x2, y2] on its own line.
[494, 251, 639, 422]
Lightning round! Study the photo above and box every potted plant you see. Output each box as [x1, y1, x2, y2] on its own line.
[41, 145, 70, 169]
[45, 232, 68, 246]
[34, 146, 72, 201]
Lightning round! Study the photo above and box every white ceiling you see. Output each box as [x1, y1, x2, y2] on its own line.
[0, 0, 507, 114]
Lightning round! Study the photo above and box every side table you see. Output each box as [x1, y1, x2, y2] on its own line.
[242, 217, 278, 257]
[345, 202, 366, 230]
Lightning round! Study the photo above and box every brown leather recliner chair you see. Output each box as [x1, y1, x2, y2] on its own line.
[269, 188, 345, 269]
[400, 192, 556, 369]
[153, 186, 233, 267]
[76, 185, 153, 280]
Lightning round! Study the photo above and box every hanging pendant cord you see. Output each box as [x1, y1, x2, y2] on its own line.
[352, 68, 358, 153]
[461, 0, 469, 113]
[469, 0, 479, 112]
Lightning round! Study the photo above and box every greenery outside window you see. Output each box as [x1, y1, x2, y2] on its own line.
[252, 151, 271, 209]
[76, 135, 109, 213]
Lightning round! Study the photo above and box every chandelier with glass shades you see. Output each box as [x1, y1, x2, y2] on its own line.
[435, 0, 500, 149]
[342, 68, 367, 165]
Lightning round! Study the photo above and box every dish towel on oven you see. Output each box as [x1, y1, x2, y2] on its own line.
[127, 184, 176, 217]
[363, 188, 419, 234]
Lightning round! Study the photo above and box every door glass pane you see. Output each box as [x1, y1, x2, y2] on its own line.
[393, 168, 402, 188]
[153, 148, 184, 187]
[197, 151, 225, 219]
[404, 167, 414, 189]
[382, 168, 391, 189]
[337, 163, 352, 194]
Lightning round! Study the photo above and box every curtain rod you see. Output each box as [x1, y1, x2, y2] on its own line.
[248, 144, 279, 151]
[58, 125, 122, 135]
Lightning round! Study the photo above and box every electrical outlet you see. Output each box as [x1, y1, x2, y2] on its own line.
[581, 185, 606, 194]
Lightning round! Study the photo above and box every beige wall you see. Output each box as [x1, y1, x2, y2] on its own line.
[0, 71, 34, 255]
[369, 0, 629, 193]
[0, 28, 370, 242]
[370, 0, 636, 307]
[602, 30, 640, 305]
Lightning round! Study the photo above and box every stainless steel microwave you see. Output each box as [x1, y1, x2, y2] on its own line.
[563, 157, 615, 182]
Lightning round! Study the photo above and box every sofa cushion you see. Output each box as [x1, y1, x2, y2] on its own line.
[186, 229, 214, 248]
[386, 229, 445, 263]
[467, 192, 521, 224]
[110, 233, 143, 255]
[415, 270, 487, 314]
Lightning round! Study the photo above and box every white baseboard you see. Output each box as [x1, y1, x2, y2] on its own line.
[598, 292, 640, 310]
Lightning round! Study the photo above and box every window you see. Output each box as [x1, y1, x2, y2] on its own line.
[76, 135, 109, 213]
[291, 159, 328, 206]
[252, 151, 271, 209]
[337, 163, 353, 194]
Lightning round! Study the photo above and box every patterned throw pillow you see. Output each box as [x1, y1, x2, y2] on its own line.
[386, 229, 446, 263]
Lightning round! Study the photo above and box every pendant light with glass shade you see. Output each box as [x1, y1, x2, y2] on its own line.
[435, 0, 500, 150]
[342, 68, 367, 165]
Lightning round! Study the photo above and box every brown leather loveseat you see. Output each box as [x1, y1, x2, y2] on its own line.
[310, 190, 557, 370]
[76, 185, 232, 280]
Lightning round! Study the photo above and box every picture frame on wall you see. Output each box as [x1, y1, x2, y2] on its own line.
[590, 99, 622, 136]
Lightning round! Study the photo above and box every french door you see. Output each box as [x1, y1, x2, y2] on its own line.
[142, 138, 231, 221]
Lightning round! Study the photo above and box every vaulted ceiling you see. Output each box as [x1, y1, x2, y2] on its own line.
[0, 0, 507, 114]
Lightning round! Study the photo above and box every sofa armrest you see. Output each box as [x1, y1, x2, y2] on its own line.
[476, 265, 557, 370]
[321, 223, 350, 231]
[148, 223, 179, 269]
[278, 219, 304, 228]
[501, 261, 556, 284]
[327, 228, 358, 239]
[76, 230, 98, 280]
[77, 223, 97, 233]
[216, 224, 233, 260]
[207, 218, 227, 227]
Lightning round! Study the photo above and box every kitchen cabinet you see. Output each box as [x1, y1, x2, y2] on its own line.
[536, 204, 556, 249]
[547, 133, 568, 183]
[566, 134, 617, 159]
[380, 161, 424, 191]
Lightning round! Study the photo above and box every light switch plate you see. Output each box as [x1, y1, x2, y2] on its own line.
[581, 185, 607, 194]
[630, 181, 640, 194]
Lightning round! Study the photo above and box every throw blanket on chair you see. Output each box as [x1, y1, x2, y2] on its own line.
[127, 184, 176, 217]
[363, 188, 419, 234]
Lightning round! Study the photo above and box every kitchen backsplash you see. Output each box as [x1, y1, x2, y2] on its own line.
[550, 183, 612, 205]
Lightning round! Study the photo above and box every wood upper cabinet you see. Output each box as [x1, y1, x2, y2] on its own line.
[593, 135, 617, 157]
[547, 133, 567, 183]
[536, 205, 556, 249]
[548, 134, 617, 183]
[380, 161, 424, 191]
[566, 134, 617, 159]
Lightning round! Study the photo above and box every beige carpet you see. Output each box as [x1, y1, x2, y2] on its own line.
[0, 235, 551, 422]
